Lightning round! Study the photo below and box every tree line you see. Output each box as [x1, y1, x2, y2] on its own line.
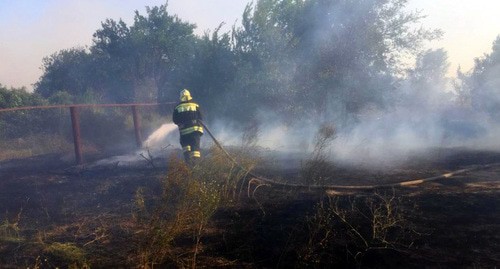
[2, 0, 500, 129]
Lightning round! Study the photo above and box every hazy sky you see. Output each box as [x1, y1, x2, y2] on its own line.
[0, 0, 499, 90]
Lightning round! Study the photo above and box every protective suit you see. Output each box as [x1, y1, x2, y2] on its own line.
[172, 89, 203, 163]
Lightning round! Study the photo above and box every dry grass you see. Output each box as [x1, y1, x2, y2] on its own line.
[131, 147, 260, 268]
[300, 191, 419, 266]
[44, 242, 86, 266]
[0, 134, 73, 161]
[0, 219, 22, 243]
[301, 123, 337, 185]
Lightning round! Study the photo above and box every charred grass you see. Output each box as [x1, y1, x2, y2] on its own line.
[0, 148, 499, 268]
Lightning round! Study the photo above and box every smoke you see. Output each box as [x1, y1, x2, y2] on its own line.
[95, 2, 499, 169]
[213, 2, 498, 168]
[206, 49, 499, 169]
[207, 98, 498, 169]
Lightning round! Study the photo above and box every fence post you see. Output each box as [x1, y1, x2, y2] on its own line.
[70, 106, 83, 165]
[132, 105, 142, 147]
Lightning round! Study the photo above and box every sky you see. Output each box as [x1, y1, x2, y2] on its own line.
[0, 0, 499, 90]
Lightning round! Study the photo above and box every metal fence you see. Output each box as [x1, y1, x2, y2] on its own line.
[0, 103, 175, 165]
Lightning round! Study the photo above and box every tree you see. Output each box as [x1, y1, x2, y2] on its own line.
[36, 4, 198, 104]
[405, 48, 450, 107]
[468, 36, 500, 120]
[91, 18, 135, 102]
[0, 84, 46, 109]
[186, 26, 237, 121]
[0, 84, 50, 138]
[229, 0, 441, 124]
[92, 4, 198, 103]
[33, 0, 441, 127]
[128, 4, 196, 102]
[35, 48, 96, 99]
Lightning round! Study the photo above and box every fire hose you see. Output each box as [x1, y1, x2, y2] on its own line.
[199, 121, 500, 194]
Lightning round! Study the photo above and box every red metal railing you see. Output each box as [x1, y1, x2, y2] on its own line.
[0, 102, 176, 165]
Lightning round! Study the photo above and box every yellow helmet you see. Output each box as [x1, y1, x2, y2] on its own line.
[180, 89, 192, 102]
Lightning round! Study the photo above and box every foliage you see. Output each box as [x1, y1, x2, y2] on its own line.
[187, 27, 237, 121]
[0, 84, 46, 109]
[230, 0, 441, 124]
[90, 4, 197, 104]
[31, 0, 441, 127]
[0, 85, 74, 159]
[35, 48, 97, 99]
[398, 48, 453, 112]
[0, 85, 51, 139]
[457, 36, 500, 120]
[0, 89, 151, 163]
[78, 107, 132, 150]
[0, 84, 155, 159]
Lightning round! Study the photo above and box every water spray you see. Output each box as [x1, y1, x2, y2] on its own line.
[93, 123, 178, 167]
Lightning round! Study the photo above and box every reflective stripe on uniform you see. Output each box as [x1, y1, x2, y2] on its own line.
[180, 126, 204, 135]
[190, 151, 201, 158]
[183, 145, 191, 152]
[175, 103, 199, 113]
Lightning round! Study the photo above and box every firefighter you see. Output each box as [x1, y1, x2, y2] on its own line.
[172, 89, 203, 164]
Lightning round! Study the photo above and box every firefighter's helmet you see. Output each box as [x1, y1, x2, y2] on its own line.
[180, 89, 192, 102]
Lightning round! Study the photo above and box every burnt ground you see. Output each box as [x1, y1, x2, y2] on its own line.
[0, 149, 499, 268]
